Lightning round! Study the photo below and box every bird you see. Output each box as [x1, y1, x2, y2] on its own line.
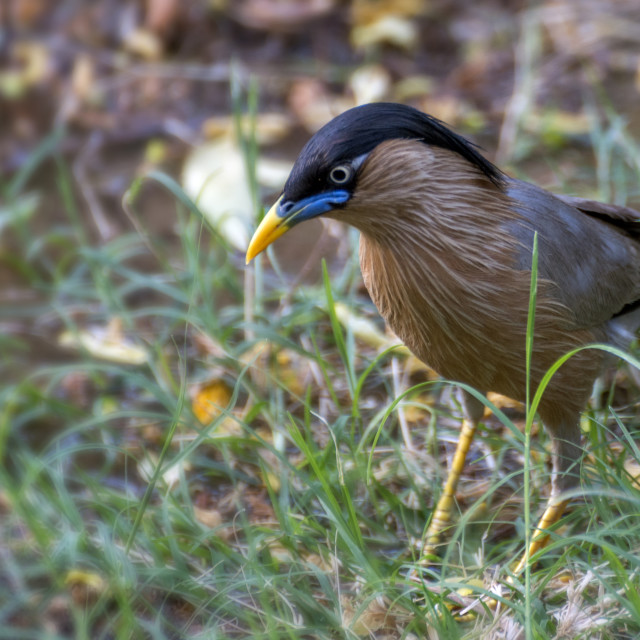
[245, 102, 640, 574]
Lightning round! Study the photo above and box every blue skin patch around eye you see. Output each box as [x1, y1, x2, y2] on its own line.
[277, 190, 350, 225]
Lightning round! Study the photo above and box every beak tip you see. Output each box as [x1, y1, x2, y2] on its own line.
[245, 242, 259, 264]
[245, 196, 287, 265]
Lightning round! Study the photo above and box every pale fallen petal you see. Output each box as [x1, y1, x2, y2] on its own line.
[58, 324, 148, 365]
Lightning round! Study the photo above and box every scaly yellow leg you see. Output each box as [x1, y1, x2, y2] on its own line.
[422, 417, 478, 560]
[512, 497, 569, 575]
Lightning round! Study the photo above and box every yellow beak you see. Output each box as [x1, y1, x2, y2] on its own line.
[246, 196, 290, 264]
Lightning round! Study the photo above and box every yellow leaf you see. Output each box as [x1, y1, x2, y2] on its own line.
[194, 506, 223, 528]
[486, 392, 524, 411]
[123, 28, 164, 60]
[334, 302, 392, 349]
[192, 379, 241, 436]
[341, 595, 388, 635]
[351, 15, 418, 50]
[184, 114, 292, 250]
[201, 114, 290, 144]
[65, 570, 106, 605]
[351, 0, 425, 24]
[624, 458, 640, 489]
[58, 318, 148, 365]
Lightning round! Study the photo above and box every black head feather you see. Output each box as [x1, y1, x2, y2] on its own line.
[283, 103, 504, 203]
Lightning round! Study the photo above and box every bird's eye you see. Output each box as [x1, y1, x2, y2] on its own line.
[329, 165, 353, 185]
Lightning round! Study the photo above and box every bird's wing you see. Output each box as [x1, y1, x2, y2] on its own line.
[506, 180, 640, 331]
[554, 195, 640, 237]
[558, 196, 640, 340]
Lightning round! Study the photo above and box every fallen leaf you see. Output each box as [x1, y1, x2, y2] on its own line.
[231, 0, 335, 31]
[394, 74, 434, 101]
[192, 379, 242, 435]
[58, 318, 148, 365]
[182, 137, 253, 250]
[334, 302, 392, 350]
[201, 113, 290, 144]
[351, 14, 418, 50]
[65, 569, 107, 605]
[486, 392, 524, 412]
[145, 0, 182, 38]
[624, 458, 640, 489]
[240, 340, 312, 397]
[0, 41, 50, 98]
[193, 506, 223, 528]
[183, 118, 292, 251]
[11, 0, 49, 28]
[138, 454, 191, 489]
[341, 594, 389, 635]
[351, 0, 424, 24]
[349, 64, 391, 105]
[288, 78, 352, 132]
[70, 53, 95, 102]
[123, 27, 164, 60]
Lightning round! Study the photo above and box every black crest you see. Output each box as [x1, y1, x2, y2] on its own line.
[284, 102, 504, 201]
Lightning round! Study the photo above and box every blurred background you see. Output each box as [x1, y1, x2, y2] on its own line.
[3, 0, 640, 377]
[2, 1, 640, 638]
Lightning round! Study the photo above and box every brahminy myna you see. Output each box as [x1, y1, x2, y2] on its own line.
[245, 102, 640, 573]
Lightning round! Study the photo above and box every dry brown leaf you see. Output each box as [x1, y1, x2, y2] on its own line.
[288, 78, 352, 132]
[274, 349, 309, 397]
[71, 54, 96, 103]
[231, 0, 335, 31]
[341, 595, 389, 635]
[304, 552, 334, 572]
[201, 114, 290, 144]
[607, 441, 640, 489]
[240, 340, 312, 398]
[350, 0, 424, 50]
[10, 0, 48, 27]
[624, 457, 640, 488]
[0, 490, 11, 514]
[123, 27, 164, 60]
[145, 0, 182, 37]
[402, 397, 434, 424]
[486, 392, 524, 413]
[263, 539, 293, 563]
[351, 14, 418, 50]
[418, 95, 465, 126]
[351, 0, 425, 24]
[193, 506, 223, 528]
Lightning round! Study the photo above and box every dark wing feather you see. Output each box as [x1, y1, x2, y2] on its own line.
[506, 180, 640, 331]
[555, 195, 640, 238]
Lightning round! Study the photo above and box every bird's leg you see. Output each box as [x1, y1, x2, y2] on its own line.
[511, 497, 569, 575]
[422, 390, 485, 561]
[512, 420, 582, 574]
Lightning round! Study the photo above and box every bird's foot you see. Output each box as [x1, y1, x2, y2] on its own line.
[407, 565, 511, 621]
[511, 497, 569, 575]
